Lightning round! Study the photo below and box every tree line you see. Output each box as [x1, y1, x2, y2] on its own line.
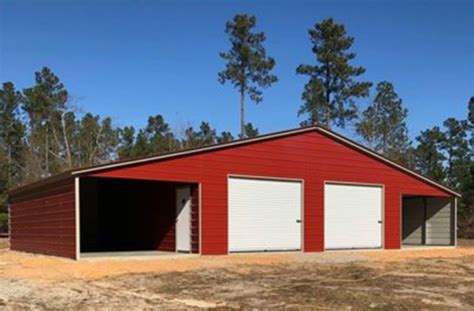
[0, 15, 473, 235]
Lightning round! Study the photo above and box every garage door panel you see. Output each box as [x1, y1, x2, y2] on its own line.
[325, 184, 382, 249]
[229, 178, 301, 252]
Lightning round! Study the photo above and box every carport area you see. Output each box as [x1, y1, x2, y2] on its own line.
[79, 177, 199, 258]
[401, 195, 455, 247]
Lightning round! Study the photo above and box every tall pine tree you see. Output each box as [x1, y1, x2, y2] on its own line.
[413, 127, 446, 182]
[0, 82, 26, 232]
[219, 14, 277, 138]
[439, 118, 470, 189]
[296, 18, 371, 129]
[356, 81, 410, 164]
[23, 67, 70, 176]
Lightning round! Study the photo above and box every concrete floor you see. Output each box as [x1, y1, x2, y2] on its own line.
[80, 250, 198, 261]
[401, 244, 456, 250]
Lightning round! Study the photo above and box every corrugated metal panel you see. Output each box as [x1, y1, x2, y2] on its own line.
[89, 131, 452, 254]
[402, 198, 424, 245]
[324, 184, 382, 249]
[426, 197, 454, 245]
[9, 180, 76, 259]
[228, 177, 301, 252]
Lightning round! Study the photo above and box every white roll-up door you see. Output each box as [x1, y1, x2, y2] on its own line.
[324, 183, 383, 249]
[228, 177, 302, 252]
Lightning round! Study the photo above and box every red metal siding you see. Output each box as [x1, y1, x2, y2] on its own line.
[89, 131, 451, 254]
[9, 179, 76, 259]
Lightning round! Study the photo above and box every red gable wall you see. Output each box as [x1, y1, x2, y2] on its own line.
[89, 130, 451, 254]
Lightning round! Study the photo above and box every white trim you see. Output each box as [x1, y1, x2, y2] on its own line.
[75, 177, 80, 261]
[69, 126, 460, 197]
[198, 183, 202, 255]
[454, 197, 458, 247]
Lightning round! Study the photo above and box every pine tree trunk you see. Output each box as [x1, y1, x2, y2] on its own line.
[325, 88, 331, 130]
[45, 133, 49, 175]
[61, 112, 72, 168]
[240, 89, 245, 138]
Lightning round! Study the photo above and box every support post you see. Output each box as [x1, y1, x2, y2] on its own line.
[75, 177, 80, 261]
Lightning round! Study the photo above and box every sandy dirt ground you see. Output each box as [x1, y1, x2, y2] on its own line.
[0, 238, 7, 250]
[0, 242, 474, 310]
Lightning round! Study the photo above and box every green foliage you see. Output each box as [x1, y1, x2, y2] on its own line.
[0, 213, 7, 232]
[439, 118, 470, 189]
[413, 127, 446, 181]
[117, 126, 136, 160]
[0, 82, 26, 215]
[242, 123, 259, 138]
[459, 98, 474, 222]
[181, 122, 217, 149]
[219, 14, 277, 138]
[356, 81, 410, 164]
[23, 67, 70, 175]
[297, 18, 371, 129]
[118, 115, 178, 159]
[217, 131, 234, 143]
[469, 97, 474, 148]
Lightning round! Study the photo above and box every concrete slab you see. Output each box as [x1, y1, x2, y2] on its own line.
[401, 245, 456, 250]
[80, 250, 198, 261]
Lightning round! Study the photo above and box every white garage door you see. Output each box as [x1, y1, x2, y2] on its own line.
[228, 177, 302, 252]
[325, 183, 383, 249]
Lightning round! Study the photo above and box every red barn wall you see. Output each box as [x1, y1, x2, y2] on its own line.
[9, 179, 76, 259]
[90, 131, 451, 255]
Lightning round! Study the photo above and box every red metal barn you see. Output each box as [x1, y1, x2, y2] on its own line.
[9, 127, 460, 259]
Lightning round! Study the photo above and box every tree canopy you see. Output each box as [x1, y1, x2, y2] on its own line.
[219, 14, 277, 138]
[356, 81, 410, 164]
[296, 18, 371, 129]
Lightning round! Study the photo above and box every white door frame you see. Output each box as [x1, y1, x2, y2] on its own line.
[227, 174, 304, 254]
[176, 186, 191, 253]
[323, 181, 385, 250]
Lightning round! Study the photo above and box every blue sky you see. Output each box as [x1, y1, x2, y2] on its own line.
[1, 0, 473, 140]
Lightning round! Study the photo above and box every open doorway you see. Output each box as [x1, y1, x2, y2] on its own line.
[79, 177, 199, 257]
[402, 195, 455, 247]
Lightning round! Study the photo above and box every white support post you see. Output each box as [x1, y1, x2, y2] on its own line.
[454, 197, 458, 248]
[75, 177, 80, 260]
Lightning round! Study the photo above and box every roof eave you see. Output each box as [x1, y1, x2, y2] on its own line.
[9, 126, 461, 198]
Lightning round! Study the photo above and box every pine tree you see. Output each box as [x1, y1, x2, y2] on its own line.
[439, 118, 469, 189]
[469, 97, 474, 147]
[0, 82, 25, 185]
[413, 127, 446, 182]
[0, 82, 26, 232]
[243, 122, 259, 138]
[23, 67, 70, 176]
[117, 126, 136, 160]
[219, 14, 277, 138]
[217, 131, 234, 143]
[142, 115, 178, 154]
[196, 122, 217, 146]
[296, 18, 371, 129]
[460, 98, 474, 225]
[356, 81, 410, 164]
[181, 122, 218, 148]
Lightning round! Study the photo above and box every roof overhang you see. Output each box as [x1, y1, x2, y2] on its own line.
[9, 126, 461, 198]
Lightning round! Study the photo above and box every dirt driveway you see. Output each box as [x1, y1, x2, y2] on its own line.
[1, 243, 474, 310]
